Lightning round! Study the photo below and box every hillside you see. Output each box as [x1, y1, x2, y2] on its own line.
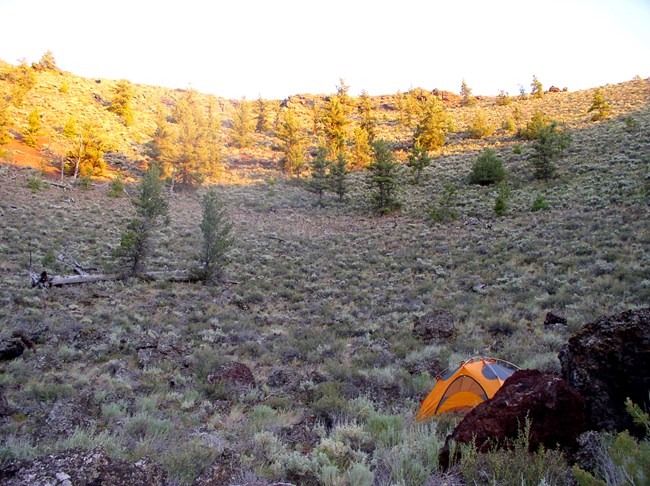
[0, 62, 649, 485]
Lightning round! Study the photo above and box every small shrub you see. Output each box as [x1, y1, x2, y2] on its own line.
[518, 110, 551, 140]
[494, 181, 510, 217]
[588, 89, 611, 121]
[460, 421, 572, 485]
[496, 90, 511, 106]
[60, 82, 69, 93]
[531, 193, 549, 212]
[108, 172, 125, 197]
[469, 149, 505, 185]
[27, 176, 41, 193]
[468, 111, 495, 139]
[78, 175, 93, 190]
[430, 182, 458, 223]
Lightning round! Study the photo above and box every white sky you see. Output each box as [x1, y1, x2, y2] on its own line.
[0, 0, 648, 100]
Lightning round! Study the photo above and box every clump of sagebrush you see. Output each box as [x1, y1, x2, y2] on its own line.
[459, 420, 572, 485]
[572, 398, 650, 486]
[192, 189, 234, 284]
[469, 149, 505, 186]
[114, 164, 168, 276]
[529, 123, 572, 181]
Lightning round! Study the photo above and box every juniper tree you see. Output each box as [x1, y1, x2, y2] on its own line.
[306, 147, 332, 205]
[529, 123, 572, 181]
[367, 140, 401, 215]
[115, 164, 168, 276]
[406, 144, 432, 185]
[329, 152, 349, 201]
[195, 189, 233, 283]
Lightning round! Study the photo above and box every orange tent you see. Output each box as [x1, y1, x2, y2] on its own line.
[416, 356, 517, 420]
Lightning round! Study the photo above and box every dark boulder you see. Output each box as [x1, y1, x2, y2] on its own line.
[208, 361, 256, 391]
[0, 448, 168, 485]
[439, 369, 586, 469]
[413, 309, 456, 342]
[559, 307, 650, 434]
[543, 311, 567, 328]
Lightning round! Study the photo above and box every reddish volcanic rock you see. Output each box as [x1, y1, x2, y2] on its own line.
[439, 369, 586, 469]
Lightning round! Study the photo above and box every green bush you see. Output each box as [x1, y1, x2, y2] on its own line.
[108, 173, 125, 197]
[469, 149, 505, 185]
[430, 182, 458, 223]
[518, 110, 551, 140]
[531, 193, 549, 212]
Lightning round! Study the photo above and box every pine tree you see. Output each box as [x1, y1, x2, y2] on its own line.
[276, 108, 305, 176]
[321, 94, 349, 157]
[529, 123, 572, 181]
[367, 140, 401, 215]
[306, 147, 332, 205]
[469, 148, 505, 185]
[531, 75, 544, 99]
[460, 79, 476, 106]
[65, 123, 108, 178]
[413, 98, 453, 152]
[350, 125, 372, 170]
[23, 108, 41, 147]
[172, 91, 208, 191]
[468, 110, 495, 139]
[588, 89, 611, 121]
[358, 90, 376, 141]
[255, 96, 270, 133]
[195, 189, 233, 283]
[231, 97, 254, 148]
[115, 164, 168, 276]
[407, 144, 432, 184]
[0, 98, 11, 145]
[329, 152, 349, 201]
[109, 80, 135, 126]
[206, 100, 225, 179]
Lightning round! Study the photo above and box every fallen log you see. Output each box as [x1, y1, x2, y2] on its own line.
[30, 269, 239, 288]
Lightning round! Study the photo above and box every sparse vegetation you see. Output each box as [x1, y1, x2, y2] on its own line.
[0, 62, 648, 485]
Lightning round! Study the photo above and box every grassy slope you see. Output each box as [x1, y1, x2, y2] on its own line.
[0, 66, 649, 483]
